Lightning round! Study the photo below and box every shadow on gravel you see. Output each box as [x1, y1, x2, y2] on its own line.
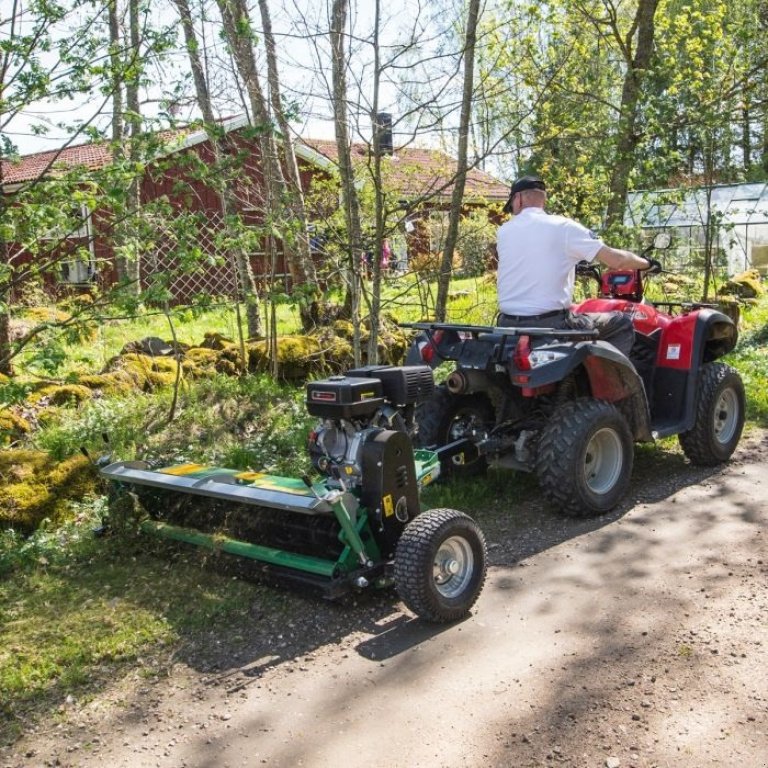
[465, 441, 730, 569]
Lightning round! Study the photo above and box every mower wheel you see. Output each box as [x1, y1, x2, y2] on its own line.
[394, 508, 487, 623]
[415, 385, 493, 476]
[679, 362, 745, 465]
[535, 398, 633, 517]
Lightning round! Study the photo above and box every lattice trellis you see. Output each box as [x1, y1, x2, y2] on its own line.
[139, 212, 289, 304]
[141, 212, 238, 303]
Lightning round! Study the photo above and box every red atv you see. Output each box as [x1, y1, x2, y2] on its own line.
[403, 234, 745, 516]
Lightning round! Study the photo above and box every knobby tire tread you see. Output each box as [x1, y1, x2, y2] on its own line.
[535, 398, 633, 518]
[678, 362, 745, 466]
[394, 508, 487, 623]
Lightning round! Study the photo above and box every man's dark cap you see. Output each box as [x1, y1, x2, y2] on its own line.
[503, 175, 546, 213]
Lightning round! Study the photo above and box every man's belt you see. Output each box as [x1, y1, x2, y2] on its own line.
[499, 308, 568, 322]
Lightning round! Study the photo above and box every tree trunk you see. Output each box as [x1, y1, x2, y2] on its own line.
[173, 0, 262, 337]
[256, 0, 317, 294]
[124, 0, 142, 297]
[0, 225, 11, 375]
[366, 0, 384, 365]
[435, 0, 481, 322]
[605, 0, 660, 230]
[108, 0, 130, 286]
[331, 0, 364, 365]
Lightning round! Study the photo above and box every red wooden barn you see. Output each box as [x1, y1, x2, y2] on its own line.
[1, 115, 508, 301]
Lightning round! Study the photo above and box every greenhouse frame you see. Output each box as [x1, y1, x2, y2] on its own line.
[625, 182, 768, 277]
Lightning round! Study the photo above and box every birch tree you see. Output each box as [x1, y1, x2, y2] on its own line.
[330, 0, 365, 364]
[172, 0, 263, 337]
[434, 0, 482, 322]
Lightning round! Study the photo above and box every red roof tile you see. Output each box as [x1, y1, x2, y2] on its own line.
[2, 124, 508, 202]
[301, 138, 508, 201]
[1, 142, 112, 185]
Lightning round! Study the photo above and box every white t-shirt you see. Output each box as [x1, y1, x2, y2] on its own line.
[497, 207, 604, 315]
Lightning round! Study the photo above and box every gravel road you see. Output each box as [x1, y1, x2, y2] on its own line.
[3, 429, 767, 768]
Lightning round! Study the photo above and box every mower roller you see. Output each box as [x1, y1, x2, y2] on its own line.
[101, 365, 487, 623]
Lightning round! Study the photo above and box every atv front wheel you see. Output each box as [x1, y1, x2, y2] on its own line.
[678, 362, 745, 465]
[394, 508, 487, 623]
[535, 398, 633, 517]
[415, 385, 493, 476]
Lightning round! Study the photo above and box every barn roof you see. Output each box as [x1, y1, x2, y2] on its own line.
[1, 116, 508, 202]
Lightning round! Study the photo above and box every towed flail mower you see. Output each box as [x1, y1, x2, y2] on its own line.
[101, 365, 487, 622]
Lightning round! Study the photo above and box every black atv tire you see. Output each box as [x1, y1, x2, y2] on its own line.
[678, 362, 745, 465]
[535, 398, 633, 517]
[415, 385, 493, 476]
[394, 508, 487, 623]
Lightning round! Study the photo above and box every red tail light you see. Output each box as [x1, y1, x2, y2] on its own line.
[513, 335, 532, 371]
[420, 330, 444, 363]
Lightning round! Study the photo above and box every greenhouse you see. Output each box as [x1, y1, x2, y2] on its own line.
[625, 182, 768, 276]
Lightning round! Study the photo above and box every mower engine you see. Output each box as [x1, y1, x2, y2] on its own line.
[306, 365, 435, 487]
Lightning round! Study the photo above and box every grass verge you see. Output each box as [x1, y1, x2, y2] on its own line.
[0, 503, 265, 745]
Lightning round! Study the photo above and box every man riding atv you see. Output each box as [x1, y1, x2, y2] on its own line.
[403, 176, 744, 518]
[497, 175, 660, 355]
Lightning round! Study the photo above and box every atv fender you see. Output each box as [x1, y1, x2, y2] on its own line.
[697, 308, 738, 362]
[652, 308, 738, 436]
[517, 340, 652, 441]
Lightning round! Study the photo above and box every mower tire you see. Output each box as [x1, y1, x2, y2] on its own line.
[679, 362, 745, 465]
[394, 508, 487, 623]
[535, 398, 633, 517]
[415, 385, 493, 476]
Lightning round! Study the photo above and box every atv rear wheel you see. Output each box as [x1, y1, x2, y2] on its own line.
[415, 385, 493, 476]
[535, 398, 633, 517]
[678, 362, 745, 465]
[394, 508, 487, 623]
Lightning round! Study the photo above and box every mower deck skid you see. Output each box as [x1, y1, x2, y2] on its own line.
[101, 448, 441, 597]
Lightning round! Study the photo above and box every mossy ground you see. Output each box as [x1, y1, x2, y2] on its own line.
[0, 451, 98, 531]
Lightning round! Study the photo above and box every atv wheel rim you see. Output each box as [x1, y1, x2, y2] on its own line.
[433, 536, 474, 598]
[583, 427, 623, 495]
[714, 388, 739, 444]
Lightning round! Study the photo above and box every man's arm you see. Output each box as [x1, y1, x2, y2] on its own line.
[595, 245, 653, 271]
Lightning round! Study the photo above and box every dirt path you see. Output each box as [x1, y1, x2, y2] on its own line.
[4, 430, 767, 768]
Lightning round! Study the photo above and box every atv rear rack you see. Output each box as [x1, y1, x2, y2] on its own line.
[401, 321, 599, 340]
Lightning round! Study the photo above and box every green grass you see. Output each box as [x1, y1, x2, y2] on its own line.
[726, 300, 768, 425]
[0, 502, 266, 744]
[13, 275, 497, 381]
[34, 373, 315, 475]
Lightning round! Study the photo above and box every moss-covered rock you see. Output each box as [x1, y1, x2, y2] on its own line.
[0, 450, 98, 532]
[121, 336, 174, 356]
[200, 332, 237, 350]
[23, 307, 71, 325]
[102, 353, 182, 391]
[145, 370, 180, 389]
[185, 347, 221, 367]
[77, 373, 134, 395]
[182, 348, 221, 378]
[27, 384, 93, 407]
[332, 320, 356, 341]
[0, 410, 30, 445]
[719, 268, 764, 299]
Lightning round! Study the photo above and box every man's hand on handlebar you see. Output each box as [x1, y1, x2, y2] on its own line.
[644, 258, 663, 274]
